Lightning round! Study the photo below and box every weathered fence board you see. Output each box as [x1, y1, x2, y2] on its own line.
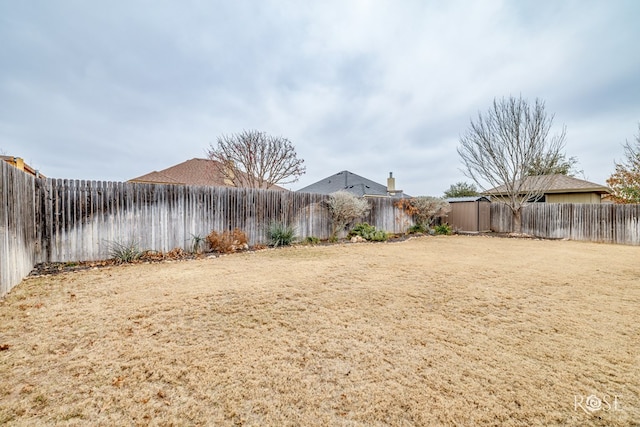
[0, 161, 37, 297]
[490, 203, 513, 233]
[491, 202, 640, 245]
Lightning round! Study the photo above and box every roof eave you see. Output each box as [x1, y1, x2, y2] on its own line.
[484, 188, 611, 196]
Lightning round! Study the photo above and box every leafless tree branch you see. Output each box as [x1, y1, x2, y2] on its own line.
[457, 96, 567, 232]
[207, 130, 306, 189]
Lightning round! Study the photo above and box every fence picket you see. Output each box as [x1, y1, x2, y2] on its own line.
[0, 161, 37, 296]
[491, 202, 640, 245]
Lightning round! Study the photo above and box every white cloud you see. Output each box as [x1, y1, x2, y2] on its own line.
[0, 0, 639, 194]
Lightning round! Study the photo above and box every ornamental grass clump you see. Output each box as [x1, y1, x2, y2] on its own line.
[190, 234, 207, 254]
[108, 240, 143, 264]
[267, 222, 296, 247]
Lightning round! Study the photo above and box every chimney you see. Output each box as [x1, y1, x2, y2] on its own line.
[387, 172, 396, 195]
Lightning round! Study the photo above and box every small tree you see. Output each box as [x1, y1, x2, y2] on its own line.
[606, 123, 640, 204]
[207, 130, 306, 189]
[526, 153, 581, 177]
[458, 95, 567, 232]
[443, 182, 479, 198]
[326, 191, 370, 239]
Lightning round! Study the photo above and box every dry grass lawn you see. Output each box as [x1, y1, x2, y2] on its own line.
[0, 235, 639, 426]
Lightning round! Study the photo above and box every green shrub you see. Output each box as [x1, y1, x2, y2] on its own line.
[349, 223, 389, 242]
[304, 236, 320, 244]
[268, 222, 296, 247]
[370, 230, 389, 241]
[408, 223, 428, 234]
[108, 240, 143, 263]
[349, 222, 374, 237]
[434, 223, 453, 235]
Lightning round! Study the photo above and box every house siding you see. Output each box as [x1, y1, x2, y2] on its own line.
[546, 192, 602, 204]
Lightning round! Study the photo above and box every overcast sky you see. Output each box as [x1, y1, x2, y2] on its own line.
[1, 1, 639, 196]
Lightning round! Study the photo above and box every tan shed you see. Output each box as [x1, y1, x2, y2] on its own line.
[446, 196, 491, 232]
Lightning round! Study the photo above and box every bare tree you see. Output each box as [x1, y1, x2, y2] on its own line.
[326, 191, 370, 239]
[207, 130, 306, 189]
[458, 96, 566, 232]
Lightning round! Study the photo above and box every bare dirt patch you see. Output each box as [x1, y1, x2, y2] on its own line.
[1, 235, 638, 426]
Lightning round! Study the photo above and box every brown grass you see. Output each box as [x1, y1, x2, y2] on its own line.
[0, 235, 638, 426]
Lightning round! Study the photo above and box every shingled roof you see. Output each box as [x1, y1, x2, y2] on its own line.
[297, 170, 409, 198]
[484, 174, 610, 195]
[130, 158, 286, 190]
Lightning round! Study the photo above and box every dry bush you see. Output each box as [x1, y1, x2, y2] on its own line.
[139, 250, 166, 262]
[326, 191, 370, 239]
[207, 228, 249, 254]
[167, 247, 186, 258]
[396, 196, 451, 228]
[139, 248, 188, 262]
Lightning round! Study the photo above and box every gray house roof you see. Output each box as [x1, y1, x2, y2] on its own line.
[297, 170, 410, 198]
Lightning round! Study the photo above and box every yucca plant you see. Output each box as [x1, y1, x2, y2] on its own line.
[108, 240, 143, 263]
[190, 234, 206, 254]
[267, 222, 296, 247]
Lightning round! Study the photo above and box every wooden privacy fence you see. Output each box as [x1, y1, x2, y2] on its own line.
[33, 181, 412, 263]
[0, 161, 37, 297]
[35, 179, 334, 263]
[1, 167, 414, 296]
[491, 202, 640, 245]
[490, 203, 514, 233]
